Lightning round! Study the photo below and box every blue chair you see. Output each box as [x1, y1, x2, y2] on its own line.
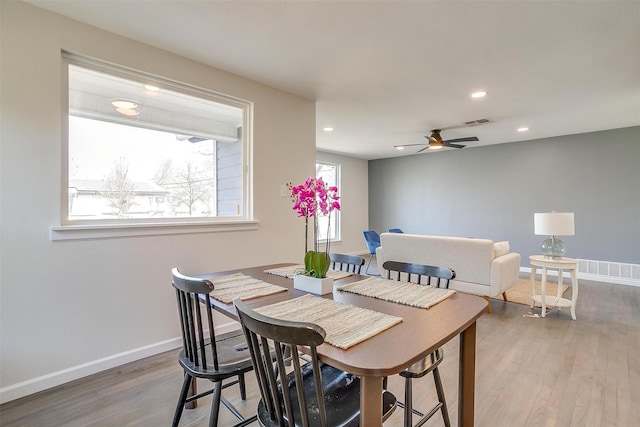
[388, 228, 404, 233]
[362, 230, 381, 275]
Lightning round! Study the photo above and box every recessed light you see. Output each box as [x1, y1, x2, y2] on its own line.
[471, 91, 487, 98]
[518, 127, 529, 132]
[111, 99, 138, 109]
[322, 127, 334, 132]
[144, 84, 160, 91]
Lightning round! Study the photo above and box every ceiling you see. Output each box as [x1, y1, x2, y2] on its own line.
[26, 0, 640, 160]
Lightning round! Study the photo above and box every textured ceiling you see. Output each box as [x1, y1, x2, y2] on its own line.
[26, 0, 640, 160]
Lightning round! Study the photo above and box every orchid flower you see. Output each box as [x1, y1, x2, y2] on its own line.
[288, 177, 341, 262]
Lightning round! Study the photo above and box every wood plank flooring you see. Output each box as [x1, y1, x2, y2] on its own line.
[1, 276, 638, 426]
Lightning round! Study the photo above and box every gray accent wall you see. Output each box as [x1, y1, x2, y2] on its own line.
[369, 126, 640, 265]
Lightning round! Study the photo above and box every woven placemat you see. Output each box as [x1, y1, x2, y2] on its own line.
[208, 273, 287, 304]
[255, 294, 402, 349]
[337, 277, 456, 309]
[264, 265, 353, 281]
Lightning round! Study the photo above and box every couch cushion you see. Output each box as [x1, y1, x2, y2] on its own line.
[380, 233, 495, 286]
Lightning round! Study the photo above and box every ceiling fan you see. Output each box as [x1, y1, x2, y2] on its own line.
[395, 129, 479, 153]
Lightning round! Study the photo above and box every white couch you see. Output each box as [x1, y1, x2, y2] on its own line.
[376, 233, 521, 302]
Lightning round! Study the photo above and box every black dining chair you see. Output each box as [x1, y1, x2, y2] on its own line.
[329, 252, 366, 274]
[233, 297, 397, 427]
[382, 261, 455, 427]
[362, 230, 381, 275]
[171, 268, 256, 427]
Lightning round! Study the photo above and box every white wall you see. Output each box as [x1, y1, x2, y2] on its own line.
[0, 1, 317, 402]
[316, 151, 370, 256]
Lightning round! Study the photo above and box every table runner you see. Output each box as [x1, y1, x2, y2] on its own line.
[337, 277, 456, 309]
[208, 273, 287, 304]
[264, 265, 353, 281]
[255, 294, 402, 349]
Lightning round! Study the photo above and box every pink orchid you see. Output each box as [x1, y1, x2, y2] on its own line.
[288, 177, 341, 255]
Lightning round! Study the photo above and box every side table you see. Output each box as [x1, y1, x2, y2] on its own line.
[529, 255, 578, 320]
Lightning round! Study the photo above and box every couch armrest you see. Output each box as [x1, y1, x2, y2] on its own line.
[490, 252, 521, 295]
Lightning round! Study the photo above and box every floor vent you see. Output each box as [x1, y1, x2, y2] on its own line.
[577, 259, 640, 287]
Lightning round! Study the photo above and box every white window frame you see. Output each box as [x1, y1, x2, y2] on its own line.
[51, 53, 255, 241]
[316, 161, 341, 243]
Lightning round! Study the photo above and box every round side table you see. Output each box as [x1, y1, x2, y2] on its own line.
[529, 255, 578, 320]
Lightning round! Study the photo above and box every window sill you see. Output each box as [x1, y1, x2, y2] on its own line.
[50, 220, 259, 242]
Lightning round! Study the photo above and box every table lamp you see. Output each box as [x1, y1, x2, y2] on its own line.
[534, 212, 575, 258]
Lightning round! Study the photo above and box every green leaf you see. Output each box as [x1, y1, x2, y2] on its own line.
[304, 250, 315, 275]
[312, 251, 330, 278]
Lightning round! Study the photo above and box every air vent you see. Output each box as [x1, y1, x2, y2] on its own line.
[577, 258, 640, 287]
[464, 118, 491, 126]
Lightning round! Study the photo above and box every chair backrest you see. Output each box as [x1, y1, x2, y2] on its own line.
[329, 253, 365, 274]
[383, 260, 455, 288]
[171, 268, 221, 370]
[233, 298, 332, 427]
[388, 228, 404, 233]
[362, 230, 381, 254]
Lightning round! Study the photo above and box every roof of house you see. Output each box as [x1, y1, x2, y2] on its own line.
[69, 179, 170, 196]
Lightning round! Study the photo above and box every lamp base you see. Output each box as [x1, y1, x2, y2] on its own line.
[541, 236, 566, 258]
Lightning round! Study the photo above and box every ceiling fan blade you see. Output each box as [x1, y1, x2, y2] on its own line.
[444, 143, 466, 149]
[417, 146, 430, 153]
[444, 136, 479, 143]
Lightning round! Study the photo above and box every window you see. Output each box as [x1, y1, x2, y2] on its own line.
[62, 54, 252, 229]
[316, 162, 340, 241]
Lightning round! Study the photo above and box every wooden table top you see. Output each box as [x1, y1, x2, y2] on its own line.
[202, 263, 487, 378]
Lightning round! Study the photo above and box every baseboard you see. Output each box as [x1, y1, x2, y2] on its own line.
[0, 320, 241, 404]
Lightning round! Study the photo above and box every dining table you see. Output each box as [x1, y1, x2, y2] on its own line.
[200, 263, 487, 427]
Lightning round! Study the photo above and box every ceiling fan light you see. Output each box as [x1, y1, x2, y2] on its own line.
[395, 146, 405, 150]
[429, 144, 443, 150]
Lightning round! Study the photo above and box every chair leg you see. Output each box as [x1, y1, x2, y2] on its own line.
[172, 373, 193, 427]
[404, 377, 413, 427]
[432, 367, 451, 427]
[209, 381, 223, 427]
[238, 373, 246, 400]
[502, 291, 508, 301]
[365, 254, 374, 275]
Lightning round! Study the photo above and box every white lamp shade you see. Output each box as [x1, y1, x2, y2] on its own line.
[534, 212, 575, 236]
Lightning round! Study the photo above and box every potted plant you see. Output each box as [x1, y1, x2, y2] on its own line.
[288, 177, 340, 294]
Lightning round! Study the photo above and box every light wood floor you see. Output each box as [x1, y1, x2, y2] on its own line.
[2, 276, 639, 426]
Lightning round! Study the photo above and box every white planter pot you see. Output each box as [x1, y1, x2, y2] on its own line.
[293, 274, 334, 295]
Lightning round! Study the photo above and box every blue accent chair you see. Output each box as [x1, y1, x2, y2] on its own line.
[388, 228, 404, 233]
[362, 230, 381, 275]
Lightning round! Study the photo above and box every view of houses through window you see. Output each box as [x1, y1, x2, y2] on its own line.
[65, 55, 250, 224]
